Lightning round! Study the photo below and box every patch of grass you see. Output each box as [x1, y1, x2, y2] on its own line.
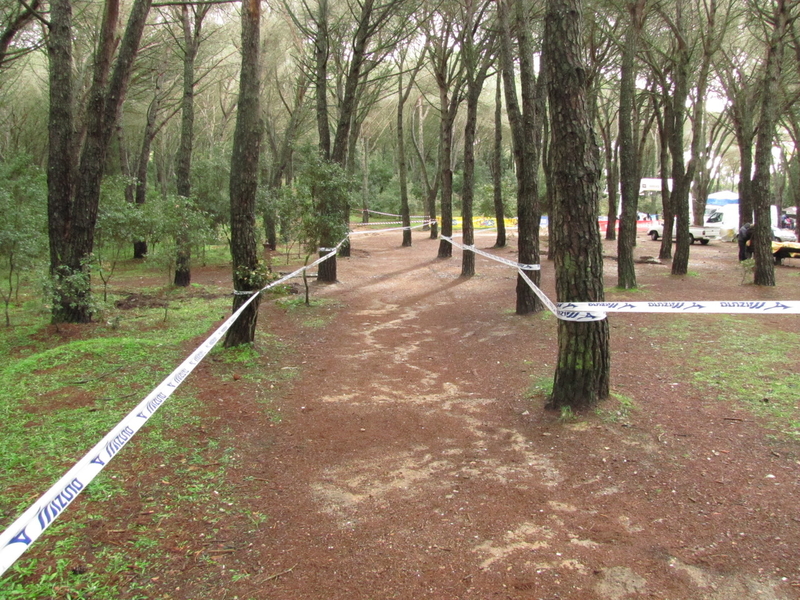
[527, 376, 554, 399]
[607, 284, 649, 294]
[275, 295, 332, 310]
[596, 392, 635, 423]
[215, 343, 262, 366]
[274, 296, 341, 328]
[691, 319, 799, 436]
[639, 315, 800, 438]
[558, 405, 577, 422]
[201, 244, 232, 264]
[0, 280, 282, 597]
[0, 306, 232, 492]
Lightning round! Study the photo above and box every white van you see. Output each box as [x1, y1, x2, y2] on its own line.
[705, 202, 796, 242]
[647, 220, 720, 245]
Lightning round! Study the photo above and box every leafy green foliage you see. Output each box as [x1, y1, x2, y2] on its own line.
[143, 194, 215, 280]
[192, 151, 231, 229]
[0, 154, 47, 325]
[94, 176, 150, 299]
[477, 171, 518, 217]
[275, 147, 353, 255]
[45, 260, 97, 323]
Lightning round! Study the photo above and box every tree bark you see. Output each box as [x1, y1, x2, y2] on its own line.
[437, 83, 459, 259]
[653, 98, 673, 260]
[492, 72, 506, 248]
[498, 0, 543, 314]
[174, 5, 205, 286]
[545, 0, 610, 409]
[617, 0, 645, 290]
[599, 108, 618, 242]
[412, 97, 439, 239]
[461, 82, 476, 277]
[396, 54, 420, 248]
[50, 0, 152, 323]
[735, 115, 755, 226]
[752, 0, 788, 287]
[132, 80, 162, 259]
[312, 0, 338, 282]
[514, 0, 544, 315]
[458, 1, 494, 278]
[664, 1, 698, 276]
[225, 0, 262, 347]
[315, 0, 331, 160]
[47, 0, 74, 278]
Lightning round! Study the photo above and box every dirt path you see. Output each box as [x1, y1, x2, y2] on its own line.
[176, 230, 800, 600]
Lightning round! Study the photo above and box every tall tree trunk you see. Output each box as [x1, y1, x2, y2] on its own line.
[225, 0, 262, 347]
[685, 1, 716, 230]
[460, 84, 477, 277]
[515, 0, 544, 315]
[314, 0, 377, 278]
[398, 70, 413, 247]
[315, 0, 331, 160]
[617, 0, 645, 289]
[47, 0, 73, 278]
[412, 97, 439, 238]
[313, 0, 338, 282]
[653, 98, 673, 259]
[174, 5, 203, 287]
[735, 115, 755, 226]
[752, 0, 787, 286]
[50, 0, 152, 323]
[265, 75, 309, 250]
[458, 3, 493, 278]
[498, 0, 543, 314]
[600, 116, 618, 242]
[667, 2, 694, 276]
[545, 0, 610, 409]
[133, 80, 162, 259]
[437, 91, 457, 259]
[330, 0, 373, 167]
[492, 72, 506, 248]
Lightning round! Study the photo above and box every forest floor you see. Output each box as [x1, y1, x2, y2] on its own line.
[20, 228, 800, 599]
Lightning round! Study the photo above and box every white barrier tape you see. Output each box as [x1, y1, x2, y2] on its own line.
[351, 209, 430, 219]
[0, 241, 346, 577]
[517, 268, 559, 314]
[441, 235, 541, 271]
[350, 221, 435, 236]
[555, 300, 800, 322]
[349, 219, 431, 227]
[351, 209, 400, 218]
[452, 239, 800, 323]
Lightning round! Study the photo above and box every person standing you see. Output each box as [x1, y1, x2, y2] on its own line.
[737, 223, 754, 261]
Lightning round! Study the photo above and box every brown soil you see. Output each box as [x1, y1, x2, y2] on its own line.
[19, 230, 800, 599]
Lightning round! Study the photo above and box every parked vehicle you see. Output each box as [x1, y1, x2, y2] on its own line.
[771, 227, 798, 243]
[647, 221, 720, 245]
[705, 195, 789, 242]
